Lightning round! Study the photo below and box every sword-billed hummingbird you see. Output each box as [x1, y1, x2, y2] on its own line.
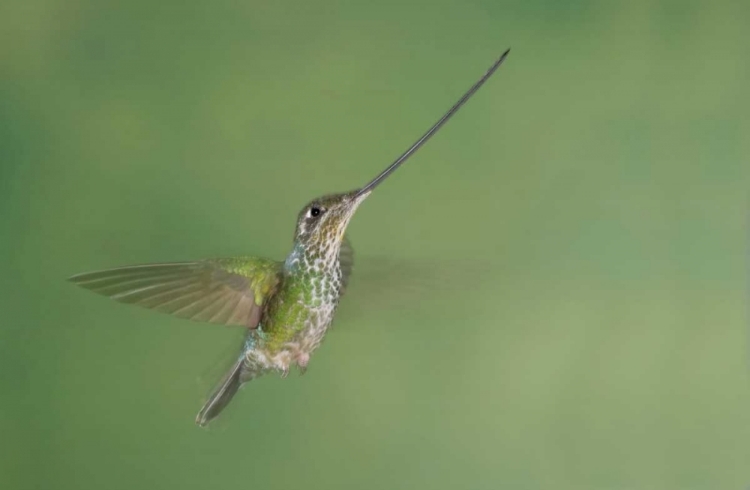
[69, 49, 511, 426]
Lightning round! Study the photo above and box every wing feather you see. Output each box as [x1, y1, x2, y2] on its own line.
[69, 259, 282, 328]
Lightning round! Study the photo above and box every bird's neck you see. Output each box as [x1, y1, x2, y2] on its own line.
[283, 240, 344, 309]
[284, 239, 341, 278]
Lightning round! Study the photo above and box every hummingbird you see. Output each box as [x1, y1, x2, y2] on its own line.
[69, 49, 511, 427]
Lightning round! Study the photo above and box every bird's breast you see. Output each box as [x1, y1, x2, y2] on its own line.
[247, 269, 342, 375]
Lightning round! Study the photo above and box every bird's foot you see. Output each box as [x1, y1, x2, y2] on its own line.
[296, 352, 310, 375]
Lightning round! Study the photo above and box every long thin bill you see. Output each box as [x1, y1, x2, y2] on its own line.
[356, 48, 511, 198]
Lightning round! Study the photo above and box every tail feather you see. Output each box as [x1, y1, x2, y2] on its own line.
[196, 358, 243, 427]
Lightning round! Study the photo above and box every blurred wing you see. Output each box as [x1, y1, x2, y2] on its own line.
[69, 258, 282, 328]
[339, 235, 354, 293]
[336, 255, 498, 320]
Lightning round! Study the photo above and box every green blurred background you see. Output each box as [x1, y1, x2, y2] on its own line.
[1, 0, 748, 488]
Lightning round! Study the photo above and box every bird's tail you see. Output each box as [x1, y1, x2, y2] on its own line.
[195, 357, 244, 427]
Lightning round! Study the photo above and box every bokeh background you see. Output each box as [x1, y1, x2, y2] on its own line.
[1, 1, 748, 488]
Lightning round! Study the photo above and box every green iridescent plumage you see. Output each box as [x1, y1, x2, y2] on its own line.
[68, 50, 510, 427]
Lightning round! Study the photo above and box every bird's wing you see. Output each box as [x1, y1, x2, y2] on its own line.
[339, 235, 354, 294]
[69, 258, 282, 328]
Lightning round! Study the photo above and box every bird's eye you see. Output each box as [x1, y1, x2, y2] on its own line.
[309, 207, 321, 218]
